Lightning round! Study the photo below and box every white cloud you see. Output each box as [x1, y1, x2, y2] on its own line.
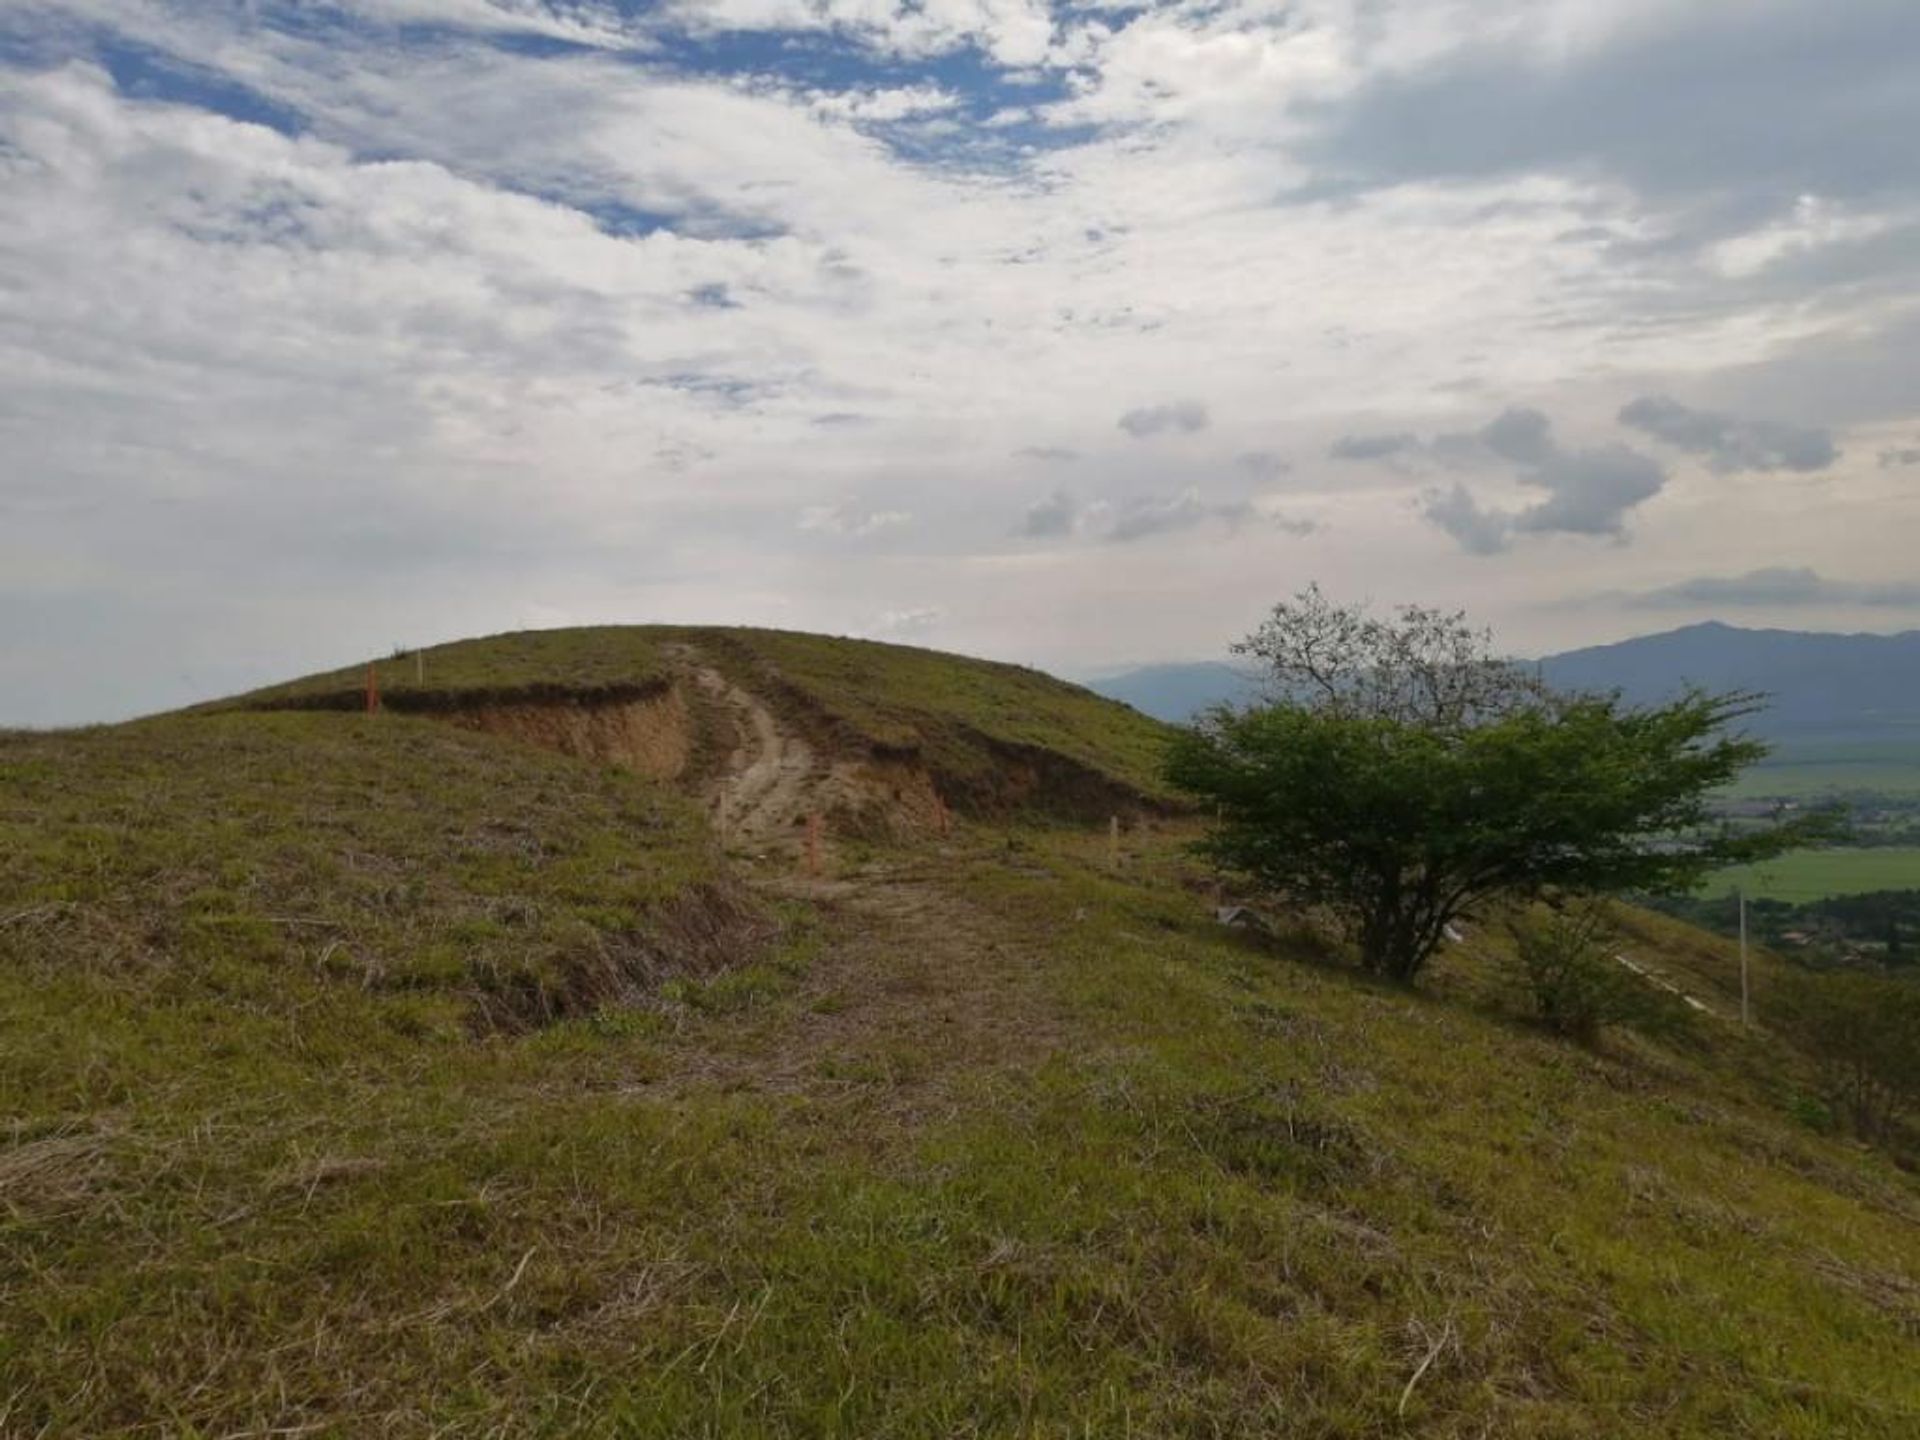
[805, 85, 961, 123]
[798, 502, 912, 537]
[869, 605, 945, 636]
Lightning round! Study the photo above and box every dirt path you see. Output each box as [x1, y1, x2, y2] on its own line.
[662, 854, 1075, 1120]
[688, 666, 821, 845]
[654, 652, 1070, 1113]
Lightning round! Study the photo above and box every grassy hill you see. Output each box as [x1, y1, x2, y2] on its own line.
[220, 625, 1179, 812]
[5, 630, 1919, 1437]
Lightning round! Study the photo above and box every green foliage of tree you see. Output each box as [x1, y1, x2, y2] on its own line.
[1168, 589, 1819, 983]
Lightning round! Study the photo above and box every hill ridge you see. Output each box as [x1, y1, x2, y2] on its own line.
[211, 624, 1182, 830]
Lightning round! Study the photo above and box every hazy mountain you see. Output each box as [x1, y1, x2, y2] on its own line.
[1538, 623, 1920, 743]
[1089, 623, 1920, 740]
[1082, 662, 1256, 723]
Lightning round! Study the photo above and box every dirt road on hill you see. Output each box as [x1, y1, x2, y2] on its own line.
[658, 647, 1067, 1113]
[689, 665, 819, 845]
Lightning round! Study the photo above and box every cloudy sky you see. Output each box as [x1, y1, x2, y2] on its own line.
[3, 0, 1917, 725]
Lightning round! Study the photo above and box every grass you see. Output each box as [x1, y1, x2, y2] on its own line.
[0, 712, 752, 1037]
[5, 660, 1919, 1436]
[217, 627, 674, 708]
[1698, 847, 1920, 902]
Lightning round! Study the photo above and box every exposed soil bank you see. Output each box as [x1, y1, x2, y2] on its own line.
[440, 687, 691, 783]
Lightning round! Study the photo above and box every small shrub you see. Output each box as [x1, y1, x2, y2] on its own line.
[1508, 903, 1691, 1044]
[1786, 1092, 1836, 1134]
[1769, 968, 1920, 1141]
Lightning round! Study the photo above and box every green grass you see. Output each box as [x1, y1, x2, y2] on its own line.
[1699, 847, 1920, 901]
[0, 712, 749, 1036]
[217, 627, 673, 708]
[6, 663, 1919, 1436]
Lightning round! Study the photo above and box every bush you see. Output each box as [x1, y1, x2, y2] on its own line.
[1166, 588, 1810, 983]
[1507, 904, 1691, 1044]
[1769, 968, 1920, 1140]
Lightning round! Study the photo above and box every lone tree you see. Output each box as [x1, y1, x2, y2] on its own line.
[1166, 587, 1813, 983]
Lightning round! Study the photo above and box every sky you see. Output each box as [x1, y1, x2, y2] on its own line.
[2, 0, 1918, 726]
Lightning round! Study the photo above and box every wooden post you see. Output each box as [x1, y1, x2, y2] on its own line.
[806, 812, 822, 876]
[365, 663, 380, 715]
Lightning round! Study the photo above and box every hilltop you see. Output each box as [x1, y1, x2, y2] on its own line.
[4, 628, 1918, 1437]
[215, 625, 1179, 827]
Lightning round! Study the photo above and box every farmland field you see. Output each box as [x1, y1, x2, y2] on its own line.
[1699, 846, 1920, 901]
[1721, 737, 1920, 799]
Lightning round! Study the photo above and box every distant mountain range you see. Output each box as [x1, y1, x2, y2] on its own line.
[1082, 661, 1259, 724]
[1086, 623, 1920, 744]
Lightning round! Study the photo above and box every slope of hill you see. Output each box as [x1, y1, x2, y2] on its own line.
[5, 629, 1919, 1437]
